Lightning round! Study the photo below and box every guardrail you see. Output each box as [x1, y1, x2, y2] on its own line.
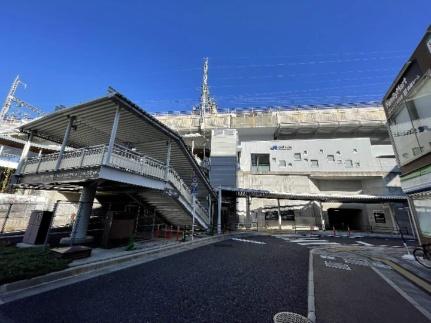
[19, 144, 209, 225]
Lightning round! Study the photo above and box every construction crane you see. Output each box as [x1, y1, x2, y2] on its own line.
[0, 75, 43, 124]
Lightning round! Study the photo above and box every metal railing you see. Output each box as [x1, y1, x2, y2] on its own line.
[19, 144, 209, 225]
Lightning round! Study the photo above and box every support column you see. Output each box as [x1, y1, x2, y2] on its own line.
[38, 149, 43, 158]
[103, 106, 121, 165]
[55, 116, 75, 171]
[407, 197, 422, 245]
[245, 196, 251, 229]
[319, 201, 325, 230]
[208, 194, 212, 228]
[68, 182, 98, 244]
[16, 131, 33, 174]
[0, 145, 4, 156]
[277, 199, 282, 230]
[191, 140, 195, 155]
[217, 187, 222, 234]
[164, 139, 171, 180]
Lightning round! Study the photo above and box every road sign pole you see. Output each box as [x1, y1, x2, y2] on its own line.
[192, 194, 196, 241]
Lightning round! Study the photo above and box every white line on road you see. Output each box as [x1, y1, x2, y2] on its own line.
[290, 239, 324, 243]
[356, 241, 373, 246]
[299, 242, 340, 246]
[231, 238, 266, 245]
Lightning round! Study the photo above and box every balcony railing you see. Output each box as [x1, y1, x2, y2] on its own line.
[19, 144, 209, 224]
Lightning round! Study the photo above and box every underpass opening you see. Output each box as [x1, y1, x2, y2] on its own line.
[327, 208, 362, 230]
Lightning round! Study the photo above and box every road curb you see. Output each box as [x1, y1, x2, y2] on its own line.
[0, 232, 256, 298]
[373, 257, 431, 295]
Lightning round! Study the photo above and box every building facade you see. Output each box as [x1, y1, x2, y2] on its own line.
[383, 25, 431, 245]
[157, 104, 411, 234]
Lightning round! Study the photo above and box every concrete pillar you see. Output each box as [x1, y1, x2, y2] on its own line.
[407, 197, 422, 245]
[277, 199, 282, 230]
[191, 140, 195, 155]
[16, 131, 33, 174]
[70, 182, 98, 244]
[0, 145, 4, 156]
[217, 187, 222, 234]
[55, 116, 75, 171]
[38, 149, 43, 158]
[104, 106, 121, 164]
[319, 201, 325, 230]
[164, 139, 171, 180]
[245, 196, 251, 229]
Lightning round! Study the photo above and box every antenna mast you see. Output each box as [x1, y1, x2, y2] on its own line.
[198, 57, 217, 119]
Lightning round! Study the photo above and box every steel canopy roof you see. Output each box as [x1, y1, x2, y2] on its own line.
[221, 187, 407, 203]
[19, 91, 215, 199]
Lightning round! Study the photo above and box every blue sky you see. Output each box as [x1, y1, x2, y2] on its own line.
[0, 1, 429, 115]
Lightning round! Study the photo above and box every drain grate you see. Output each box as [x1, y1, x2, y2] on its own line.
[325, 261, 351, 270]
[273, 312, 311, 323]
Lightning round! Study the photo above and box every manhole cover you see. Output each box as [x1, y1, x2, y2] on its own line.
[273, 312, 311, 323]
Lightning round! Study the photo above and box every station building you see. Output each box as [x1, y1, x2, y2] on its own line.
[157, 104, 411, 234]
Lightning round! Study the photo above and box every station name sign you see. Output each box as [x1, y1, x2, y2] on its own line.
[384, 62, 422, 117]
[270, 145, 292, 151]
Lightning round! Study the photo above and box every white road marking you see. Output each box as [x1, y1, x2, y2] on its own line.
[299, 242, 340, 246]
[231, 238, 266, 245]
[290, 239, 324, 243]
[356, 241, 373, 246]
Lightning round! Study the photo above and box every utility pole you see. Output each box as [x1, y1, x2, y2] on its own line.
[0, 75, 43, 124]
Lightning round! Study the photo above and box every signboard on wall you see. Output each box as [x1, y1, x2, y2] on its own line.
[373, 211, 386, 224]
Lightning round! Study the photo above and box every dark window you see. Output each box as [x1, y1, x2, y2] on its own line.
[251, 154, 270, 172]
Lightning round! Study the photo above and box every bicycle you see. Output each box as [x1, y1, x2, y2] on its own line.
[413, 244, 431, 269]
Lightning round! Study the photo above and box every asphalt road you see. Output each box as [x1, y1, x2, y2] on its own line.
[314, 253, 429, 323]
[0, 236, 308, 323]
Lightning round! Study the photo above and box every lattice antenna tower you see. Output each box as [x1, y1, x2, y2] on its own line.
[198, 57, 217, 119]
[0, 75, 43, 124]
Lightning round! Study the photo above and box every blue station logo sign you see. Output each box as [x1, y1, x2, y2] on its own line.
[270, 145, 292, 151]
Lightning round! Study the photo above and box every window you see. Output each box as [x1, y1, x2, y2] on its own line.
[353, 148, 358, 153]
[278, 159, 286, 167]
[336, 151, 341, 155]
[388, 77, 431, 166]
[294, 153, 301, 161]
[355, 162, 360, 167]
[303, 150, 308, 155]
[310, 160, 319, 167]
[320, 149, 324, 154]
[374, 211, 386, 224]
[345, 160, 353, 168]
[327, 155, 335, 162]
[251, 154, 270, 172]
[288, 163, 293, 167]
